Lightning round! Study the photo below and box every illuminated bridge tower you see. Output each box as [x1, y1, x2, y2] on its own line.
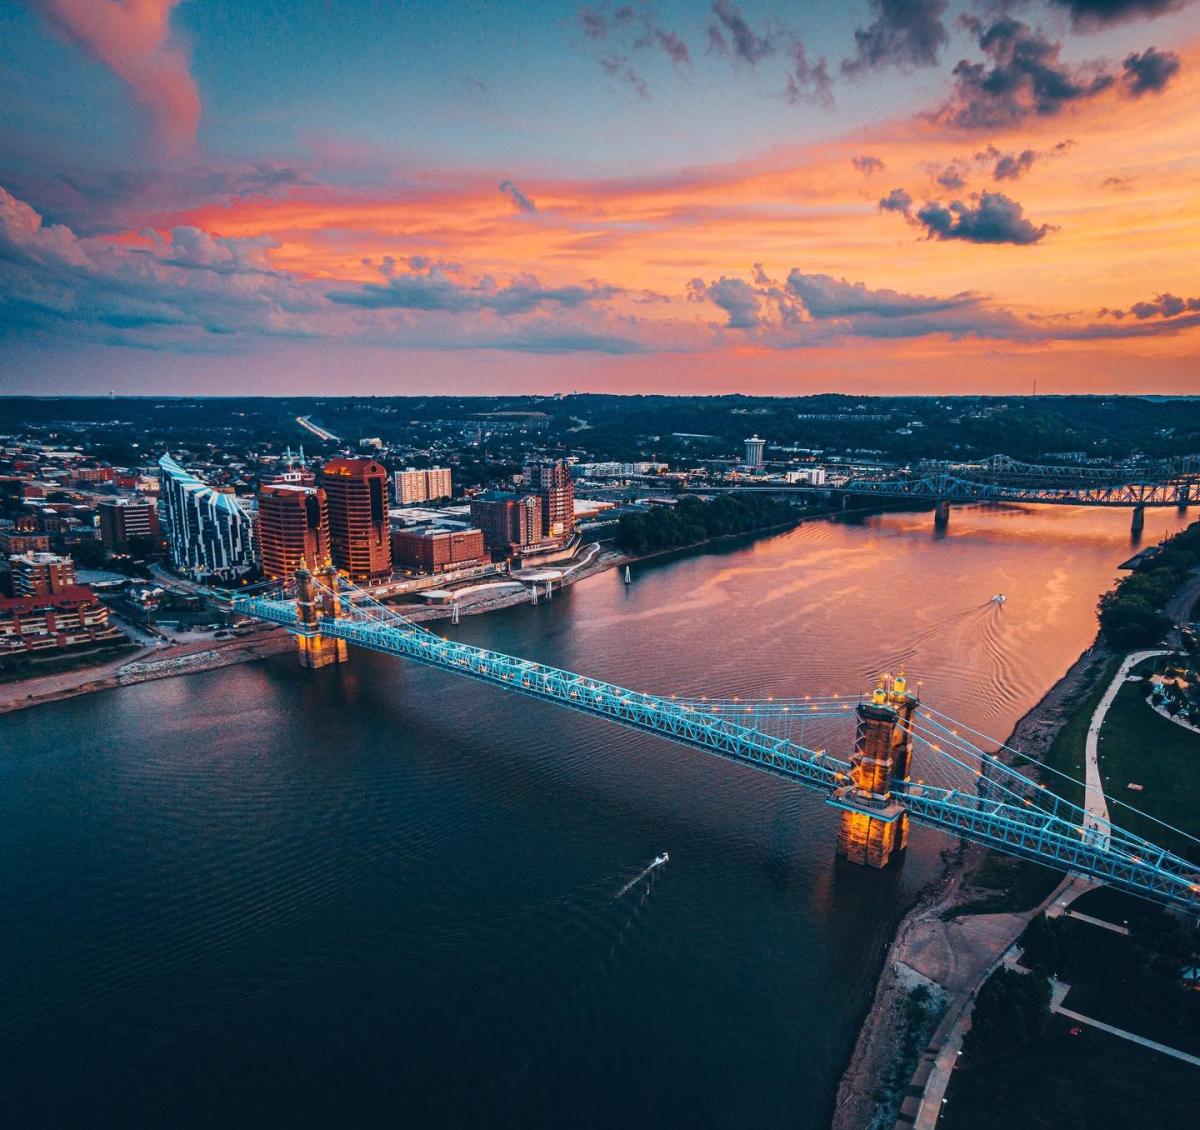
[834, 674, 918, 868]
[294, 564, 348, 669]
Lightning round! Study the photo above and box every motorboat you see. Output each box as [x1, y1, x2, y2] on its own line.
[991, 593, 1007, 604]
[652, 851, 669, 866]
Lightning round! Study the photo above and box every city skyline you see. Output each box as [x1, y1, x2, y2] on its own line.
[1, 1, 1198, 396]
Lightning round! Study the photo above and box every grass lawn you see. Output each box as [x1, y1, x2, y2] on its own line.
[1041, 654, 1122, 811]
[0, 642, 138, 685]
[1097, 682, 1200, 859]
[940, 1013, 1200, 1130]
[952, 852, 1062, 917]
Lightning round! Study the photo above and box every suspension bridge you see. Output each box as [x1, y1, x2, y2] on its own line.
[230, 566, 1200, 914]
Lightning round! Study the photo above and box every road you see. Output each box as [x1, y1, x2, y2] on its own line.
[1084, 649, 1168, 845]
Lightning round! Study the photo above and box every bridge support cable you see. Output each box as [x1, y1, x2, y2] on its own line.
[231, 576, 1200, 913]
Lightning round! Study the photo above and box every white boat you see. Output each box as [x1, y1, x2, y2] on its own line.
[653, 851, 669, 866]
[624, 566, 632, 584]
[991, 593, 1007, 604]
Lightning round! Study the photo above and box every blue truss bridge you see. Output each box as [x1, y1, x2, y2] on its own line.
[230, 568, 1200, 914]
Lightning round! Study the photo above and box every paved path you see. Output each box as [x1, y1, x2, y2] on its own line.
[1055, 1006, 1200, 1066]
[1084, 649, 1169, 844]
[1046, 907, 1131, 936]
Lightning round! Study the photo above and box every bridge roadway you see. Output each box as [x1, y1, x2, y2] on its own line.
[233, 586, 1200, 913]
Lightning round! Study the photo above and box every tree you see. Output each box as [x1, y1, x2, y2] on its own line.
[69, 540, 107, 569]
[962, 966, 1051, 1061]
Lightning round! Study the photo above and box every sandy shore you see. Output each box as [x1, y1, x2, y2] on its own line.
[831, 640, 1115, 1130]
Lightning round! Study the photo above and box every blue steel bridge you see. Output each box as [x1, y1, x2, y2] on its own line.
[230, 568, 1200, 914]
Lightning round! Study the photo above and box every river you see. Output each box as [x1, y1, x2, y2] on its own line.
[0, 504, 1190, 1128]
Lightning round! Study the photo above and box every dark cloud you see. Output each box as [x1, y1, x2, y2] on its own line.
[852, 155, 886, 175]
[992, 148, 1037, 180]
[1122, 46, 1181, 94]
[580, 4, 691, 95]
[842, 0, 949, 74]
[1046, 1, 1188, 29]
[785, 271, 979, 318]
[935, 162, 970, 189]
[498, 179, 537, 213]
[1106, 292, 1200, 319]
[785, 40, 833, 105]
[879, 187, 914, 214]
[939, 18, 1117, 128]
[654, 29, 691, 65]
[695, 276, 762, 327]
[709, 0, 776, 64]
[599, 51, 649, 97]
[0, 183, 645, 357]
[328, 271, 620, 315]
[914, 191, 1054, 244]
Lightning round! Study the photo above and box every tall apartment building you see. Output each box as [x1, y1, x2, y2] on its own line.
[395, 466, 452, 504]
[158, 453, 258, 581]
[391, 526, 486, 574]
[469, 492, 543, 556]
[98, 497, 161, 550]
[10, 552, 77, 597]
[523, 459, 575, 543]
[744, 435, 766, 468]
[320, 457, 392, 581]
[257, 484, 330, 580]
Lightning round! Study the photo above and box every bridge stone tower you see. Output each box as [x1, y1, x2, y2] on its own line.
[294, 564, 348, 668]
[835, 674, 917, 868]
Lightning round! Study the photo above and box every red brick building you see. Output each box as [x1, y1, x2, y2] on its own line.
[0, 586, 124, 653]
[392, 526, 486, 574]
[320, 458, 392, 581]
[258, 484, 330, 580]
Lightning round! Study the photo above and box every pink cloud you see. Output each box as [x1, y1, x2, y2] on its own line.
[30, 0, 200, 155]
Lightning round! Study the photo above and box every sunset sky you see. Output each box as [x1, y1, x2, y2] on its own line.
[1, 0, 1198, 395]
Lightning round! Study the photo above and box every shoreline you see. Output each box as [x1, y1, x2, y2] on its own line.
[0, 515, 808, 715]
[830, 639, 1115, 1130]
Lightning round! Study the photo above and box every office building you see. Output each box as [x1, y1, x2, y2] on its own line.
[0, 586, 124, 654]
[158, 453, 258, 581]
[744, 435, 766, 468]
[98, 497, 161, 550]
[470, 492, 543, 555]
[10, 552, 76, 597]
[320, 457, 392, 581]
[392, 526, 486, 574]
[523, 459, 575, 543]
[258, 484, 330, 580]
[395, 466, 453, 504]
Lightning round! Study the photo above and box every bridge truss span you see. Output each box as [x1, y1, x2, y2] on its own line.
[231, 574, 1200, 914]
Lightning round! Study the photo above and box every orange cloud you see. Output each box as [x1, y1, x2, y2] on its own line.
[31, 0, 200, 156]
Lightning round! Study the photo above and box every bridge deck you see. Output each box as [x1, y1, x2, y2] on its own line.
[233, 587, 1200, 913]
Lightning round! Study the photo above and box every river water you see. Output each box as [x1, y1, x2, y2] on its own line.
[0, 504, 1190, 1128]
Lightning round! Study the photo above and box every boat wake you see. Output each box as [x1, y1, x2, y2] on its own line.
[615, 852, 669, 898]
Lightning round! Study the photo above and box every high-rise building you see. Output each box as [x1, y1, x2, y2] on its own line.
[98, 497, 161, 550]
[523, 459, 575, 543]
[744, 435, 766, 468]
[392, 526, 486, 574]
[257, 484, 330, 580]
[10, 551, 76, 597]
[158, 453, 258, 581]
[263, 447, 316, 488]
[395, 467, 453, 504]
[469, 492, 543, 555]
[320, 457, 392, 581]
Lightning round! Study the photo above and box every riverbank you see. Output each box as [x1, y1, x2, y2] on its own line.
[0, 514, 807, 715]
[832, 639, 1116, 1130]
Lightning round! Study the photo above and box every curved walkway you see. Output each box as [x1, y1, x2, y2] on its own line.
[1084, 649, 1169, 843]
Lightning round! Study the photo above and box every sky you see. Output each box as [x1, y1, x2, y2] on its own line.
[0, 0, 1198, 397]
